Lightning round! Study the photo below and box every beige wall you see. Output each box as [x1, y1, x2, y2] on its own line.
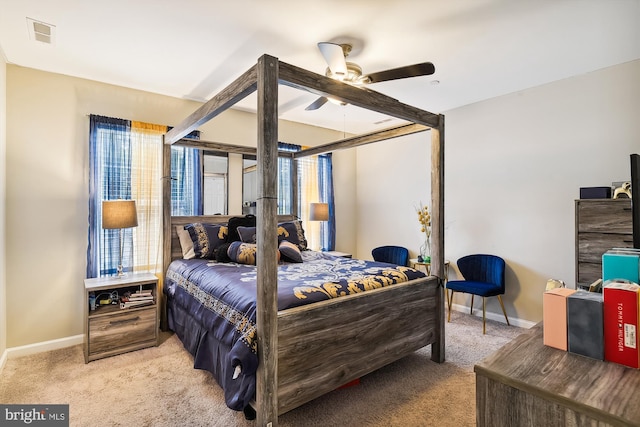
[0, 48, 7, 358]
[357, 59, 640, 324]
[5, 65, 345, 348]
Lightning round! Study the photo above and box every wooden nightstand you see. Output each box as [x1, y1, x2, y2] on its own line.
[84, 272, 159, 363]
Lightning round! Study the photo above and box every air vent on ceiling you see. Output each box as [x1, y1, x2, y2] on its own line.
[26, 17, 56, 45]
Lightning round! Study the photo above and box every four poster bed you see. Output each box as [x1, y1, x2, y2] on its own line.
[162, 55, 445, 426]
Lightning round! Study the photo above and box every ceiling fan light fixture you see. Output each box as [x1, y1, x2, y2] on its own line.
[308, 40, 435, 111]
[326, 62, 364, 84]
[326, 67, 346, 81]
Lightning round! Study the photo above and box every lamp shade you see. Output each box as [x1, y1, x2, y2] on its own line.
[309, 203, 329, 221]
[102, 200, 138, 229]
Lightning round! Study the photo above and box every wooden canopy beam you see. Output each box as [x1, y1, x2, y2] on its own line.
[278, 61, 440, 129]
[174, 137, 258, 156]
[165, 65, 258, 144]
[294, 123, 429, 158]
[174, 137, 294, 159]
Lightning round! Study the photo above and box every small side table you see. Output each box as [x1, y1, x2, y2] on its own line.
[410, 258, 450, 308]
[409, 258, 450, 281]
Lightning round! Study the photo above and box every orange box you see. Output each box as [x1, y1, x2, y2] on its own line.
[543, 288, 576, 350]
[603, 280, 640, 368]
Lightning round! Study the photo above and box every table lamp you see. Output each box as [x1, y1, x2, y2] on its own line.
[309, 203, 329, 222]
[309, 203, 329, 251]
[102, 200, 138, 277]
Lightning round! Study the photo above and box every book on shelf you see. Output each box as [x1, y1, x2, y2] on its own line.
[130, 291, 153, 298]
[128, 295, 154, 301]
[120, 299, 153, 309]
[119, 294, 154, 309]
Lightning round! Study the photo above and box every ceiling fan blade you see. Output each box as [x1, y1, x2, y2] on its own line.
[317, 42, 347, 78]
[305, 96, 328, 111]
[364, 62, 435, 84]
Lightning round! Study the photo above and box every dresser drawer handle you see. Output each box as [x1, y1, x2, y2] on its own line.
[109, 316, 140, 326]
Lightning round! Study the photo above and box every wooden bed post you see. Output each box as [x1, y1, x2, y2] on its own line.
[256, 54, 279, 427]
[161, 139, 172, 331]
[430, 114, 445, 363]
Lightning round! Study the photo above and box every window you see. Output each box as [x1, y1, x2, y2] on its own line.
[277, 143, 298, 216]
[170, 146, 202, 216]
[87, 115, 201, 278]
[297, 152, 335, 251]
[274, 142, 335, 251]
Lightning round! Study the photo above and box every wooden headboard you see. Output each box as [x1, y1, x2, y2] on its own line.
[170, 214, 297, 261]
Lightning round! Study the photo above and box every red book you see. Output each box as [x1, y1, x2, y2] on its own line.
[603, 280, 640, 368]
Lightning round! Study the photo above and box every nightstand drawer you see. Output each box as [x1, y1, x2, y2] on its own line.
[88, 307, 156, 356]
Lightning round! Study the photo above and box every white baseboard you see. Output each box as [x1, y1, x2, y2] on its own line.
[449, 302, 538, 329]
[5, 334, 83, 360]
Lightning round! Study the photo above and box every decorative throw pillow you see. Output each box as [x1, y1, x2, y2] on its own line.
[227, 241, 283, 265]
[184, 223, 228, 259]
[227, 241, 258, 265]
[176, 225, 195, 259]
[279, 240, 303, 263]
[277, 220, 308, 251]
[227, 215, 257, 242]
[237, 226, 257, 244]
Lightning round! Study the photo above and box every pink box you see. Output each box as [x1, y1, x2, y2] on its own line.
[543, 288, 577, 350]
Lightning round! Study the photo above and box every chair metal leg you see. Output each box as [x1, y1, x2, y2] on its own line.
[448, 291, 454, 322]
[470, 295, 474, 315]
[497, 295, 510, 326]
[482, 297, 486, 335]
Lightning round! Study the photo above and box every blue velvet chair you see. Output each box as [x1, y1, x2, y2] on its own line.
[371, 246, 409, 266]
[446, 254, 510, 334]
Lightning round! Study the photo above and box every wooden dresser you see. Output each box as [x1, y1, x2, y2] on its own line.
[475, 323, 640, 426]
[575, 199, 633, 289]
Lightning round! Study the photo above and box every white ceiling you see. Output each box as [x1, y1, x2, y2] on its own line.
[1, 0, 639, 134]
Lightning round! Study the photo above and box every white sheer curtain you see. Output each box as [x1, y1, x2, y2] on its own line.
[297, 154, 321, 251]
[130, 121, 166, 276]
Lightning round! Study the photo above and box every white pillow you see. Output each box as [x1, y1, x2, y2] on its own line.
[176, 225, 195, 259]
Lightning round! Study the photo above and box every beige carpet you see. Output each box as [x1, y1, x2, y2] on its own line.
[0, 311, 524, 426]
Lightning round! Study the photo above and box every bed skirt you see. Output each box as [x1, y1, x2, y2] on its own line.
[166, 297, 255, 411]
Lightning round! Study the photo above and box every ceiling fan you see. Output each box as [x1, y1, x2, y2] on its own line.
[305, 42, 435, 111]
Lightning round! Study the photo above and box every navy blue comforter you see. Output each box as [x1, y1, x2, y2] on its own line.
[164, 251, 426, 411]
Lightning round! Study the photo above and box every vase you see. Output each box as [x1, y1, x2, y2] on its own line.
[419, 235, 431, 263]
